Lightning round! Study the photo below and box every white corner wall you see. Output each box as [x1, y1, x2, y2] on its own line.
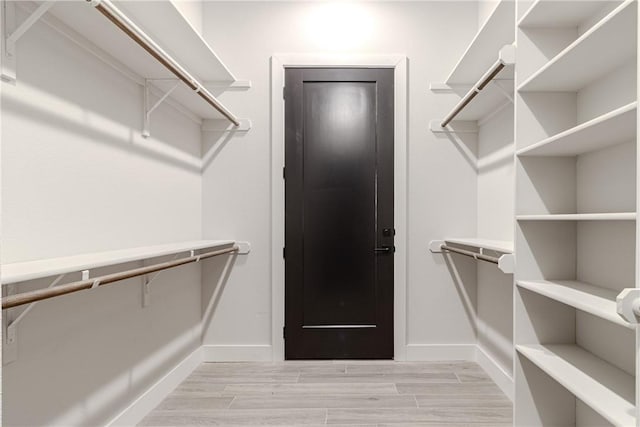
[200, 1, 481, 361]
[476, 106, 515, 396]
[1, 8, 204, 426]
[169, 0, 205, 37]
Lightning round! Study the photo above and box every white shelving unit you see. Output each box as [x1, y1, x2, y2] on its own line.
[445, 0, 515, 85]
[518, 0, 637, 92]
[516, 213, 637, 221]
[431, 0, 515, 132]
[517, 345, 635, 427]
[2, 1, 250, 133]
[1, 240, 243, 285]
[517, 280, 632, 329]
[518, 0, 622, 28]
[514, 0, 638, 424]
[517, 102, 637, 157]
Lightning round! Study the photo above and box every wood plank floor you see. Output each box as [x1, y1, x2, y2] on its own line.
[139, 360, 512, 426]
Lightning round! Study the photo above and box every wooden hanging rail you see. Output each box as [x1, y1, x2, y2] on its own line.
[429, 238, 515, 274]
[2, 245, 239, 310]
[439, 244, 499, 264]
[88, 0, 241, 126]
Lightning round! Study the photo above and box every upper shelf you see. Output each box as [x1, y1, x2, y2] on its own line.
[517, 102, 637, 157]
[1, 240, 239, 285]
[45, 1, 241, 121]
[446, 0, 515, 85]
[518, 0, 620, 28]
[518, 0, 637, 92]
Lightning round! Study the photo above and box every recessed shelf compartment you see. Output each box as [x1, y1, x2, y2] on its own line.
[517, 344, 635, 427]
[445, 0, 515, 85]
[518, 0, 621, 29]
[517, 102, 637, 157]
[517, 213, 636, 221]
[517, 280, 632, 328]
[1, 240, 241, 285]
[518, 0, 637, 92]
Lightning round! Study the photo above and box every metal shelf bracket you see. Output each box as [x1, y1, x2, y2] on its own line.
[143, 78, 180, 138]
[3, 274, 65, 364]
[1, 0, 55, 83]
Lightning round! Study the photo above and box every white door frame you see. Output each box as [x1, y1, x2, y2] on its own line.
[270, 54, 408, 361]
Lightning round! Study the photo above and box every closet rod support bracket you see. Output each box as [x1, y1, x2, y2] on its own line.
[616, 288, 640, 325]
[3, 274, 66, 364]
[1, 0, 55, 83]
[143, 79, 180, 138]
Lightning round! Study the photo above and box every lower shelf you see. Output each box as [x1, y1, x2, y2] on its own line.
[517, 344, 635, 427]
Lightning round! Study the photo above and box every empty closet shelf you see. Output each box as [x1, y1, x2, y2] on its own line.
[519, 0, 620, 29]
[437, 47, 515, 129]
[517, 102, 637, 157]
[517, 344, 635, 427]
[516, 213, 636, 221]
[517, 280, 632, 329]
[1, 240, 248, 285]
[518, 0, 637, 92]
[445, 0, 515, 85]
[42, 1, 245, 123]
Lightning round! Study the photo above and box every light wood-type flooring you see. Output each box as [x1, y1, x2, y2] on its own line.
[139, 360, 512, 426]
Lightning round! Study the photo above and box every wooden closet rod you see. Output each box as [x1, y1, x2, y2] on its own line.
[89, 0, 241, 127]
[1, 245, 239, 310]
[440, 244, 499, 265]
[440, 61, 506, 128]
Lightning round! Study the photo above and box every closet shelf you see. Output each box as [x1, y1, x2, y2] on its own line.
[518, 0, 620, 28]
[518, 0, 637, 92]
[516, 102, 637, 157]
[43, 1, 246, 122]
[1, 240, 245, 285]
[441, 238, 513, 254]
[445, 0, 514, 85]
[517, 213, 636, 221]
[516, 345, 635, 427]
[433, 45, 515, 131]
[517, 280, 633, 329]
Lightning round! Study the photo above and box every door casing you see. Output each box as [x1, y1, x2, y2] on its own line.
[271, 54, 408, 361]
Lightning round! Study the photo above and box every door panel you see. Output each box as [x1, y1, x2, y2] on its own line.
[285, 68, 394, 359]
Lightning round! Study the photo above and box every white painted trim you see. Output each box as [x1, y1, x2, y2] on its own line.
[270, 53, 408, 361]
[105, 347, 203, 427]
[405, 344, 477, 361]
[202, 345, 273, 362]
[475, 345, 514, 401]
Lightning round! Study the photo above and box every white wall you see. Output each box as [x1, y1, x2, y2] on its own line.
[1, 5, 205, 426]
[476, 105, 515, 389]
[200, 1, 481, 360]
[170, 0, 204, 37]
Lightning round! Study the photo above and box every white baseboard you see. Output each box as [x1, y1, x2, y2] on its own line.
[106, 347, 203, 427]
[202, 344, 273, 362]
[475, 345, 514, 401]
[405, 344, 476, 361]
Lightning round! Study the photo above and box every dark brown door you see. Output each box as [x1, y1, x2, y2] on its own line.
[284, 68, 394, 359]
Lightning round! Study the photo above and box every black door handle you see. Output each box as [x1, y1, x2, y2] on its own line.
[375, 246, 395, 254]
